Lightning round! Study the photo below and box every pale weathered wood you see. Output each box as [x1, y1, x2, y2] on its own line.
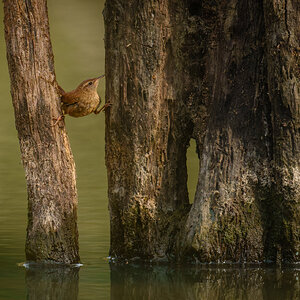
[4, 0, 79, 263]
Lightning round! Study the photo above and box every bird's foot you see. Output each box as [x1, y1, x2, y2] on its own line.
[51, 115, 65, 127]
[94, 102, 112, 114]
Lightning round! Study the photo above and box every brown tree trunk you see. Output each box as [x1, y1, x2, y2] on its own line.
[3, 0, 79, 264]
[104, 0, 299, 263]
[104, 0, 191, 260]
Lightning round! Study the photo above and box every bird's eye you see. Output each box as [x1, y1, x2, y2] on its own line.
[88, 81, 93, 85]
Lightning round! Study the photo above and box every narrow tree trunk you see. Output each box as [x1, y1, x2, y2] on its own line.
[4, 0, 79, 263]
[104, 0, 299, 263]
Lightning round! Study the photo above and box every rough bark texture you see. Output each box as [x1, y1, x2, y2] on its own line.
[4, 0, 79, 263]
[104, 0, 299, 263]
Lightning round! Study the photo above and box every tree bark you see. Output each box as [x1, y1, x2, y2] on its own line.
[4, 0, 79, 264]
[104, 0, 299, 263]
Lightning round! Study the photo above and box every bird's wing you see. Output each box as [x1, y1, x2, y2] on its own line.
[61, 92, 80, 106]
[94, 98, 103, 113]
[61, 94, 79, 115]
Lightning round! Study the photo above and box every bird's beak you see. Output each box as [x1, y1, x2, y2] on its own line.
[93, 75, 105, 88]
[96, 74, 105, 80]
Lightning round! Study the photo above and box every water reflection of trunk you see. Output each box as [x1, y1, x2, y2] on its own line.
[25, 266, 79, 300]
[110, 265, 299, 300]
[104, 0, 300, 263]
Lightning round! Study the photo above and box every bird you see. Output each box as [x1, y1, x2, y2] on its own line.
[53, 74, 110, 126]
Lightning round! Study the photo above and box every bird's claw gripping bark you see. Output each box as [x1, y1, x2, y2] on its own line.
[94, 102, 112, 114]
[51, 115, 65, 127]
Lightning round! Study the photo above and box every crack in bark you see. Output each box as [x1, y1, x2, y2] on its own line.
[285, 0, 291, 42]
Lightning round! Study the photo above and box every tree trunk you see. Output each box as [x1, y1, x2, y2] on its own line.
[104, 0, 299, 263]
[104, 0, 192, 260]
[4, 0, 79, 264]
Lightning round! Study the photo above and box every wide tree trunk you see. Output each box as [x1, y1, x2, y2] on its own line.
[4, 0, 79, 264]
[104, 0, 299, 263]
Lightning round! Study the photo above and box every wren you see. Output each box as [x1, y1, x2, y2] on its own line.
[53, 74, 109, 126]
